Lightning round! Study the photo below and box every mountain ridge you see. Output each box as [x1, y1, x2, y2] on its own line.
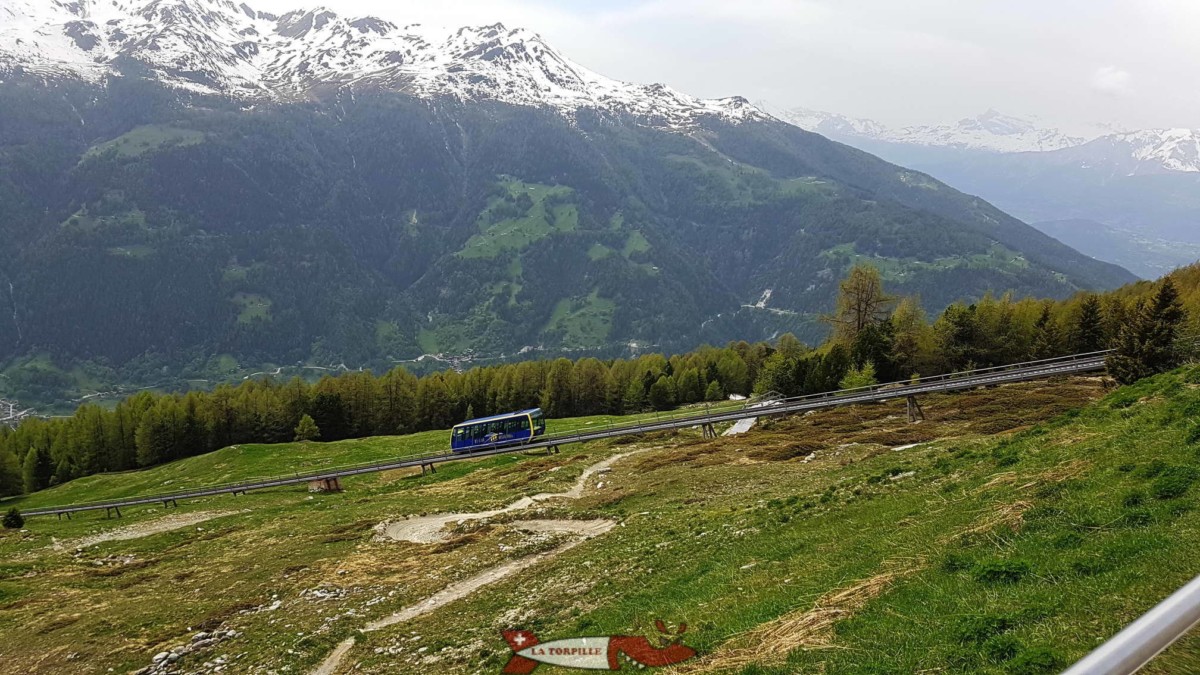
[0, 0, 765, 129]
[771, 105, 1200, 175]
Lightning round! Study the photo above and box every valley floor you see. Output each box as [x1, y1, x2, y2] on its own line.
[2, 374, 1200, 674]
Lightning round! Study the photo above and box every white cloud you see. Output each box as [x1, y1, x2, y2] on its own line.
[1090, 66, 1132, 96]
[594, 0, 831, 27]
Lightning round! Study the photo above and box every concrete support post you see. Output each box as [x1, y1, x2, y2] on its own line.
[308, 477, 343, 493]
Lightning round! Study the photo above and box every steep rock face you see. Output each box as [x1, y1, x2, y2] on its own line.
[0, 0, 763, 128]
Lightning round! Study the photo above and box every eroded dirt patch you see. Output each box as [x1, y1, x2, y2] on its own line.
[374, 449, 650, 544]
[314, 450, 651, 674]
[58, 510, 243, 550]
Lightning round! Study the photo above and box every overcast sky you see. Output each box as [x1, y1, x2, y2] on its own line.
[256, 0, 1198, 130]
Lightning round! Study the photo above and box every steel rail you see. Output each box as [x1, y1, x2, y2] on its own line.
[1061, 574, 1200, 675]
[19, 351, 1111, 517]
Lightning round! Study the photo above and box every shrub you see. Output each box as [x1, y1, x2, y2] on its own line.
[1188, 425, 1200, 446]
[957, 614, 1014, 643]
[1122, 491, 1146, 508]
[1052, 532, 1084, 549]
[941, 552, 974, 573]
[1139, 459, 1169, 478]
[984, 635, 1022, 662]
[1121, 510, 1154, 528]
[992, 446, 1021, 468]
[972, 559, 1032, 584]
[1006, 646, 1064, 674]
[2, 508, 24, 530]
[1151, 467, 1198, 500]
[1071, 557, 1113, 577]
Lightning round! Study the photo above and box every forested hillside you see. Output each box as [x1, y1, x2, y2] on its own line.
[0, 77, 1133, 406]
[2, 263, 1194, 500]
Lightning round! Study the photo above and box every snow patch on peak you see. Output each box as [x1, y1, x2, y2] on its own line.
[1073, 128, 1200, 175]
[0, 0, 767, 129]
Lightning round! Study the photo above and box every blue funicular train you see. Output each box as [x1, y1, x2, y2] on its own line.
[450, 408, 547, 454]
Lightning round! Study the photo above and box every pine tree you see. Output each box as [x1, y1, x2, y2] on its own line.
[623, 378, 647, 413]
[648, 375, 676, 411]
[1071, 294, 1107, 353]
[1030, 304, 1064, 360]
[293, 414, 321, 442]
[704, 380, 725, 402]
[540, 359, 574, 418]
[21, 446, 53, 494]
[2, 508, 23, 530]
[1107, 279, 1186, 384]
[839, 362, 878, 390]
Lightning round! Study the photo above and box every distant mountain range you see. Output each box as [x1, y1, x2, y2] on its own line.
[0, 0, 1134, 405]
[770, 107, 1100, 154]
[768, 106, 1200, 276]
[770, 106, 1200, 173]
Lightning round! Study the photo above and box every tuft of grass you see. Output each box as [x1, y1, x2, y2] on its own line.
[1151, 467, 1198, 500]
[972, 559, 1032, 585]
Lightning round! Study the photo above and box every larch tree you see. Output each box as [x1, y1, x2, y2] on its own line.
[826, 265, 895, 344]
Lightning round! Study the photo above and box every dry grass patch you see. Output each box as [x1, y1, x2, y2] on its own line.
[672, 561, 925, 674]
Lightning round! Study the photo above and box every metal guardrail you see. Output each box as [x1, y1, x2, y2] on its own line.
[18, 351, 1111, 517]
[1062, 574, 1200, 675]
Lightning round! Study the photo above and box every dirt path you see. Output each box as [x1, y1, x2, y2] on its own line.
[313, 449, 650, 674]
[375, 448, 648, 544]
[56, 510, 241, 550]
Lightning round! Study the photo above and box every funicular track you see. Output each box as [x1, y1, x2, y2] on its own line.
[21, 351, 1111, 518]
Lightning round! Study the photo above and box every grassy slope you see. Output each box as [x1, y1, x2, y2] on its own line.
[1, 374, 1199, 674]
[6, 403, 750, 511]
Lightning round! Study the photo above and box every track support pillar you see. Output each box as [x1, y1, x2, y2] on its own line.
[106, 506, 122, 519]
[308, 477, 343, 493]
[907, 396, 926, 423]
[702, 423, 718, 439]
[421, 463, 437, 476]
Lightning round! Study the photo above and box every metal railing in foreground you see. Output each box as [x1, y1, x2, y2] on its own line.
[16, 350, 1112, 517]
[1061, 574, 1200, 675]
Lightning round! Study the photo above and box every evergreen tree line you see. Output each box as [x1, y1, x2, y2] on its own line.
[0, 264, 1196, 498]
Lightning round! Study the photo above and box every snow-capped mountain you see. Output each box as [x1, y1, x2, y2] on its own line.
[772, 106, 1091, 153]
[771, 104, 1199, 174]
[1059, 129, 1200, 175]
[0, 0, 764, 128]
